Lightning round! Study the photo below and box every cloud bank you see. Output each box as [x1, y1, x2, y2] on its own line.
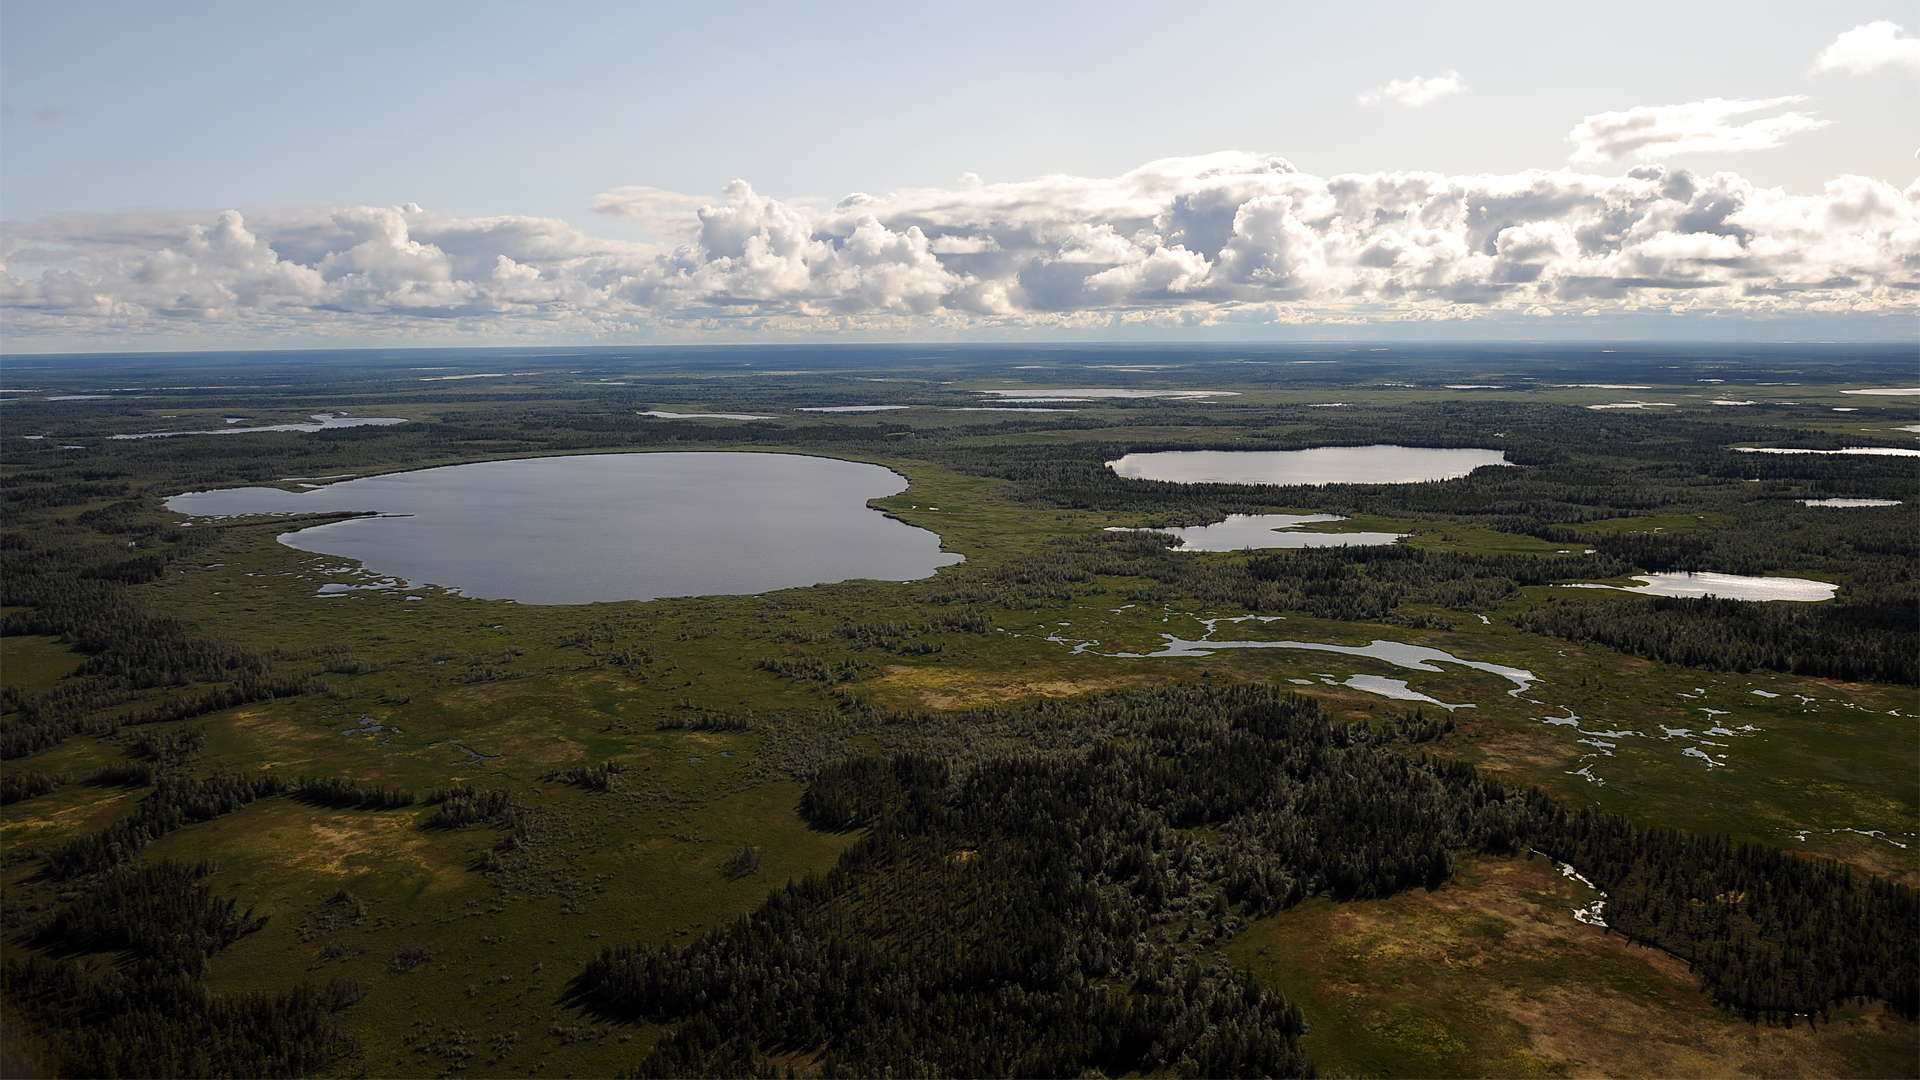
[4, 153, 1916, 343]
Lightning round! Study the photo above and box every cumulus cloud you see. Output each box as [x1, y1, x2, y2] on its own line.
[4, 152, 1916, 341]
[1814, 20, 1920, 74]
[1567, 97, 1830, 163]
[1358, 71, 1465, 107]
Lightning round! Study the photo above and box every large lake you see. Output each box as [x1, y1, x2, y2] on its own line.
[1108, 445, 1510, 485]
[164, 452, 962, 604]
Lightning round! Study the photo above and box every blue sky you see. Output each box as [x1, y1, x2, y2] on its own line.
[2, 1, 1916, 348]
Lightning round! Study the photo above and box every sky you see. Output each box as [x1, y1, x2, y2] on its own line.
[1, 0, 1916, 350]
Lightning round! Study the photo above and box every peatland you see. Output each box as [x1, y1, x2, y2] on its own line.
[2, 342, 1915, 1078]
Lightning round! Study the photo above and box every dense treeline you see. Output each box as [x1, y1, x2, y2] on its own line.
[422, 785, 519, 828]
[1243, 545, 1631, 619]
[1, 768, 68, 804]
[837, 609, 994, 653]
[33, 859, 265, 975]
[89, 760, 157, 787]
[543, 761, 626, 792]
[44, 771, 294, 879]
[4, 859, 356, 1078]
[0, 516, 326, 759]
[580, 688, 1916, 1076]
[292, 776, 418, 809]
[1538, 810, 1919, 1021]
[1514, 594, 1917, 686]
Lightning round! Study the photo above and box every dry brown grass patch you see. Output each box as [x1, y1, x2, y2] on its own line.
[870, 664, 1153, 709]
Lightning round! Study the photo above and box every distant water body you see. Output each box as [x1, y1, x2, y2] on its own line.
[1563, 572, 1836, 603]
[1107, 445, 1509, 486]
[1109, 513, 1407, 550]
[111, 413, 407, 439]
[164, 452, 961, 605]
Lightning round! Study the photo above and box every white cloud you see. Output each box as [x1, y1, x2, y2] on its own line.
[1358, 71, 1465, 107]
[1567, 97, 1830, 163]
[4, 153, 1916, 342]
[589, 185, 712, 243]
[1813, 20, 1920, 74]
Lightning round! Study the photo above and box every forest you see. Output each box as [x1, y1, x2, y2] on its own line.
[582, 688, 1914, 1077]
[1, 343, 1914, 1078]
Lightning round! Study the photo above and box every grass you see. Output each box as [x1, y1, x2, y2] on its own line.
[151, 778, 857, 1077]
[0, 635, 86, 694]
[1226, 853, 1920, 1079]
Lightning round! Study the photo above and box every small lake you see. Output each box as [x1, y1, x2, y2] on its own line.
[164, 452, 961, 605]
[1564, 572, 1836, 603]
[978, 388, 1237, 401]
[1107, 445, 1509, 486]
[1802, 498, 1901, 508]
[1110, 513, 1407, 550]
[1734, 447, 1920, 457]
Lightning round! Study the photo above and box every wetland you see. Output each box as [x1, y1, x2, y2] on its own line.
[2, 342, 1915, 1079]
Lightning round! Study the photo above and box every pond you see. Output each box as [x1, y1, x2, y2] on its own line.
[1563, 572, 1836, 603]
[164, 452, 962, 605]
[1733, 447, 1920, 457]
[1109, 513, 1407, 550]
[1107, 445, 1509, 486]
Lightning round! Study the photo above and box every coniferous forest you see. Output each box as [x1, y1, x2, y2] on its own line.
[1, 343, 1915, 1078]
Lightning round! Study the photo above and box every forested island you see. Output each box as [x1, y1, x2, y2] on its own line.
[1, 342, 1915, 1078]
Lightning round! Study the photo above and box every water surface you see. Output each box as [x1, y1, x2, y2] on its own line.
[1563, 572, 1836, 602]
[1150, 634, 1536, 691]
[639, 410, 773, 421]
[165, 452, 960, 604]
[1733, 447, 1920, 457]
[1111, 513, 1407, 550]
[111, 413, 407, 439]
[979, 388, 1236, 401]
[1107, 445, 1509, 486]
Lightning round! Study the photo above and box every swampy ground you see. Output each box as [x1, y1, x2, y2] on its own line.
[2, 342, 1915, 1077]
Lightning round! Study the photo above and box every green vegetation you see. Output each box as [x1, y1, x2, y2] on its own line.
[3, 344, 1915, 1077]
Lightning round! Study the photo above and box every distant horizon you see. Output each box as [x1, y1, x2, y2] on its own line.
[5, 322, 1918, 365]
[6, 336, 1919, 363]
